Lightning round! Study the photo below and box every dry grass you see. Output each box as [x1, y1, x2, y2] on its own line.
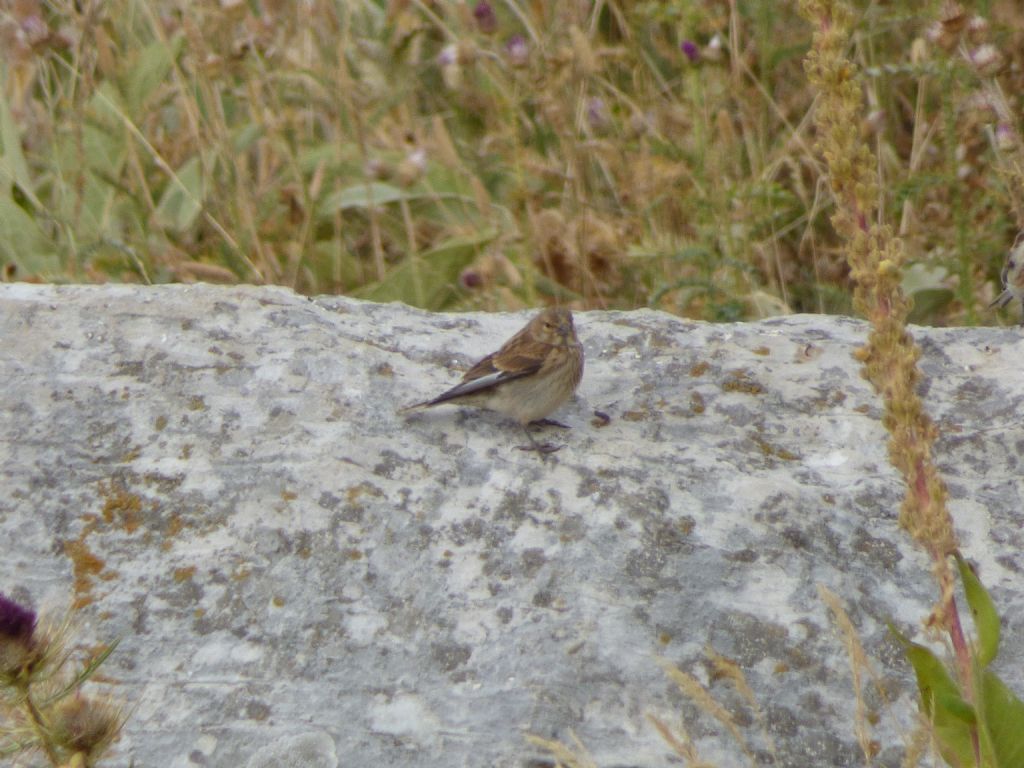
[1, 0, 1022, 322]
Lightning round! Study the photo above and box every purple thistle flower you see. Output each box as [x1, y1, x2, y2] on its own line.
[437, 44, 458, 68]
[20, 14, 50, 46]
[505, 34, 529, 68]
[681, 40, 699, 63]
[473, 2, 497, 35]
[460, 268, 483, 289]
[996, 123, 1017, 151]
[0, 593, 36, 642]
[586, 97, 608, 130]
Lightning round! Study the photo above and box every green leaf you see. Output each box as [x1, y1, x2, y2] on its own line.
[902, 262, 954, 323]
[936, 690, 978, 725]
[907, 287, 955, 323]
[89, 76, 130, 127]
[668, 245, 715, 265]
[0, 75, 58, 276]
[154, 156, 205, 232]
[956, 553, 1001, 668]
[353, 230, 496, 309]
[900, 638, 959, 714]
[304, 240, 366, 294]
[320, 182, 413, 212]
[232, 122, 265, 153]
[73, 122, 124, 238]
[123, 35, 184, 119]
[980, 669, 1024, 767]
[0, 196, 59, 276]
[534, 273, 583, 301]
[0, 71, 31, 194]
[892, 624, 976, 766]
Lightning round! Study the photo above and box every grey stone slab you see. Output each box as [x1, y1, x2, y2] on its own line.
[1, 283, 1021, 767]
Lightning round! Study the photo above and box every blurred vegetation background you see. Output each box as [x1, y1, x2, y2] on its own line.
[0, 0, 1022, 324]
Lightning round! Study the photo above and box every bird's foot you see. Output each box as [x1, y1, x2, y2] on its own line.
[517, 424, 565, 456]
[530, 418, 571, 429]
[516, 440, 563, 454]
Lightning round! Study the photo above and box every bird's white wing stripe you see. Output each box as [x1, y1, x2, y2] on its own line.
[433, 370, 517, 401]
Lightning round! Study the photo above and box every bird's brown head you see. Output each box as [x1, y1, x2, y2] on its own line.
[531, 307, 578, 346]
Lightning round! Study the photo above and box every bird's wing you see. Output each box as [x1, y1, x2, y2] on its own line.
[422, 351, 541, 405]
[464, 349, 543, 381]
[424, 370, 515, 404]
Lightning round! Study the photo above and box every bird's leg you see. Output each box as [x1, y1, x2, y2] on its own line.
[516, 423, 562, 455]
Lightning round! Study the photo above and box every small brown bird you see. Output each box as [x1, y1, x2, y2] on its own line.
[992, 232, 1024, 324]
[404, 307, 584, 450]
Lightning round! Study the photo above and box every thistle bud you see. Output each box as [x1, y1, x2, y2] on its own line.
[0, 593, 39, 684]
[364, 158, 394, 181]
[939, 1, 967, 37]
[50, 693, 123, 759]
[396, 148, 427, 187]
[966, 15, 989, 45]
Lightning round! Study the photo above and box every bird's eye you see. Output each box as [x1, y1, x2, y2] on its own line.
[1011, 259, 1017, 270]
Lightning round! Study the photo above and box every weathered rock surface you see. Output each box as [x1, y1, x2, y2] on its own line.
[1, 283, 1022, 767]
